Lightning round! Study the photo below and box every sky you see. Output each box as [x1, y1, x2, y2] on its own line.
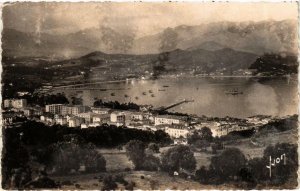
[3, 2, 298, 38]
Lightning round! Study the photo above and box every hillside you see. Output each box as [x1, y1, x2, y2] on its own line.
[52, 48, 258, 81]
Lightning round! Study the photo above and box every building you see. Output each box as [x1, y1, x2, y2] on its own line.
[110, 111, 126, 126]
[40, 113, 55, 124]
[92, 114, 110, 124]
[45, 104, 64, 114]
[165, 125, 190, 138]
[2, 113, 16, 125]
[55, 116, 67, 125]
[22, 107, 43, 117]
[68, 117, 83, 127]
[76, 112, 95, 123]
[91, 107, 111, 115]
[61, 105, 90, 115]
[154, 115, 187, 126]
[195, 121, 221, 137]
[88, 123, 101, 127]
[4, 99, 27, 109]
[131, 112, 144, 121]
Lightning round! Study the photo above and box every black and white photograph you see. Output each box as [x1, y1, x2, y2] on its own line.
[1, 2, 299, 190]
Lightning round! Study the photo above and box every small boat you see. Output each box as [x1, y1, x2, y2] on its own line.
[225, 89, 243, 95]
[111, 93, 115, 96]
[142, 92, 147, 95]
[163, 85, 169, 88]
[158, 89, 166, 91]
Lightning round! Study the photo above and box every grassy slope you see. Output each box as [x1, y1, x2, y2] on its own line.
[49, 129, 297, 189]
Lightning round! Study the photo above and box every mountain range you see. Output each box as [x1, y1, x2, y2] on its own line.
[2, 20, 297, 58]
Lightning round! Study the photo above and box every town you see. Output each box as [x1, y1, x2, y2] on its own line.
[3, 97, 277, 143]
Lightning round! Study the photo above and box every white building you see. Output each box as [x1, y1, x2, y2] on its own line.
[55, 117, 67, 125]
[110, 111, 126, 126]
[195, 121, 221, 137]
[92, 114, 110, 124]
[131, 112, 144, 121]
[40, 113, 55, 124]
[22, 107, 43, 117]
[88, 123, 101, 127]
[154, 115, 187, 126]
[4, 99, 27, 109]
[45, 104, 64, 114]
[61, 105, 89, 115]
[76, 112, 95, 123]
[68, 117, 83, 127]
[165, 125, 190, 138]
[91, 107, 111, 115]
[2, 113, 15, 125]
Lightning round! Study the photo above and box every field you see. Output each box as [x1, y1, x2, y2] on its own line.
[49, 129, 297, 189]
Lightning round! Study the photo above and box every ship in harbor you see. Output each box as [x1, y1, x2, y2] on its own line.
[225, 89, 243, 95]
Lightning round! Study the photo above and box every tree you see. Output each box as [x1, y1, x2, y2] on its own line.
[195, 166, 210, 184]
[187, 127, 213, 145]
[148, 143, 160, 153]
[247, 157, 267, 182]
[210, 148, 246, 181]
[102, 175, 117, 191]
[142, 155, 160, 171]
[50, 142, 106, 174]
[125, 140, 146, 170]
[161, 145, 196, 173]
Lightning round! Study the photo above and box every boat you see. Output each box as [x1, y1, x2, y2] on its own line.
[225, 89, 243, 95]
[158, 89, 166, 91]
[163, 85, 169, 88]
[111, 93, 115, 96]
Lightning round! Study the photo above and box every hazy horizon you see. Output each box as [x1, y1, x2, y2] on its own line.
[3, 2, 298, 38]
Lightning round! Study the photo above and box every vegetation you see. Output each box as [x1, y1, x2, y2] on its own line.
[49, 141, 106, 174]
[161, 145, 196, 173]
[102, 175, 117, 191]
[94, 100, 140, 111]
[2, 121, 171, 189]
[249, 53, 298, 76]
[125, 140, 146, 170]
[210, 148, 247, 181]
[125, 140, 160, 171]
[195, 143, 298, 188]
[25, 93, 69, 106]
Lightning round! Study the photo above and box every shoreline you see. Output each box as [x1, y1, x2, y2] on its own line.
[52, 74, 294, 89]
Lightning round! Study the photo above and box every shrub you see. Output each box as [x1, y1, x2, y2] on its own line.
[125, 181, 136, 190]
[148, 143, 160, 153]
[142, 155, 160, 171]
[210, 148, 247, 181]
[161, 145, 196, 173]
[102, 175, 117, 191]
[125, 140, 146, 170]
